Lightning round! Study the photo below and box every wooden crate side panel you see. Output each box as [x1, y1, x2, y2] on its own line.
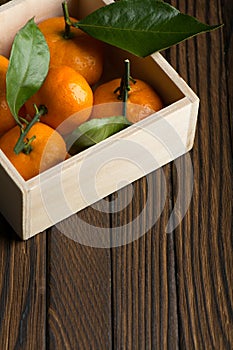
[26, 167, 85, 240]
[103, 49, 186, 106]
[0, 0, 65, 56]
[24, 98, 194, 240]
[186, 98, 199, 151]
[0, 0, 110, 57]
[70, 0, 107, 19]
[152, 53, 199, 104]
[161, 98, 199, 152]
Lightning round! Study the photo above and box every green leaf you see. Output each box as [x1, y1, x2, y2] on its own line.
[68, 116, 132, 155]
[6, 18, 50, 122]
[76, 0, 222, 57]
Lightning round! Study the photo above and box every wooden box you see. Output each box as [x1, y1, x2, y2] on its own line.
[0, 0, 199, 240]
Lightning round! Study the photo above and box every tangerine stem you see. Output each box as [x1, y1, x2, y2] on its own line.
[14, 105, 47, 155]
[122, 59, 130, 117]
[22, 136, 36, 155]
[114, 59, 133, 118]
[62, 1, 73, 39]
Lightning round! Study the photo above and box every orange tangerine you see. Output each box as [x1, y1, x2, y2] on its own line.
[92, 78, 163, 123]
[38, 16, 104, 86]
[0, 55, 16, 136]
[0, 122, 67, 180]
[25, 65, 93, 135]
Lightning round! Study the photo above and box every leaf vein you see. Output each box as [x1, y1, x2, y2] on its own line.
[78, 23, 207, 35]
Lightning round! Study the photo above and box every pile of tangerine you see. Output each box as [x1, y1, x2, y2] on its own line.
[0, 15, 163, 181]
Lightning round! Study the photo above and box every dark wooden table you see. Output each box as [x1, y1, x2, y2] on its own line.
[0, 0, 232, 349]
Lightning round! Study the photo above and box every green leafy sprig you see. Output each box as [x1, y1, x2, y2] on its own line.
[72, 0, 222, 57]
[6, 18, 50, 154]
[68, 116, 132, 154]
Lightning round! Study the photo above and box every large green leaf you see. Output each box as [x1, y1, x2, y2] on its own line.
[68, 116, 132, 154]
[6, 18, 50, 122]
[76, 0, 221, 57]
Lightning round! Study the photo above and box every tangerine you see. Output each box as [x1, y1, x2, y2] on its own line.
[38, 16, 104, 86]
[0, 55, 8, 90]
[0, 55, 16, 136]
[92, 78, 163, 123]
[0, 122, 67, 180]
[25, 65, 93, 135]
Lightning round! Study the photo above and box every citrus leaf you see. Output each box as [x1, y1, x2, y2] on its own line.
[6, 18, 50, 121]
[76, 0, 222, 57]
[68, 116, 132, 154]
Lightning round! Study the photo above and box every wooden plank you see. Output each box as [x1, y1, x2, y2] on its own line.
[47, 204, 112, 349]
[169, 0, 233, 348]
[111, 169, 179, 349]
[222, 0, 233, 142]
[0, 215, 46, 349]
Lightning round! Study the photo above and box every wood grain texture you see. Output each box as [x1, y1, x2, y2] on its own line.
[222, 0, 233, 143]
[47, 205, 112, 349]
[0, 216, 46, 349]
[111, 170, 179, 349]
[168, 0, 233, 348]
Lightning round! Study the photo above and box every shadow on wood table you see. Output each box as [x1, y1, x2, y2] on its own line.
[0, 0, 232, 349]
